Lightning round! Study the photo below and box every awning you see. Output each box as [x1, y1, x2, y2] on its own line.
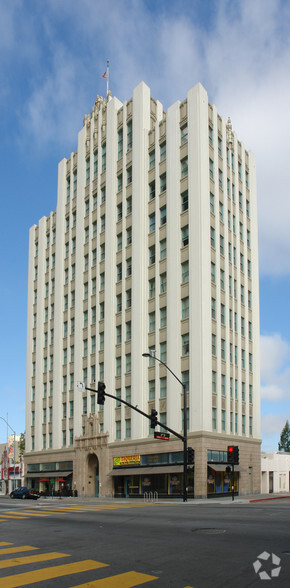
[208, 464, 244, 472]
[111, 465, 184, 477]
[27, 471, 73, 478]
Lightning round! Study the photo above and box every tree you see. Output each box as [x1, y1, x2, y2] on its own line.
[278, 420, 290, 452]
[18, 432, 25, 455]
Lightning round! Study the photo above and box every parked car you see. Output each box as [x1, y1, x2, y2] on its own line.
[10, 486, 39, 500]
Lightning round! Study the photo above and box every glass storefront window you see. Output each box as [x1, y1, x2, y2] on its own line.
[207, 466, 239, 495]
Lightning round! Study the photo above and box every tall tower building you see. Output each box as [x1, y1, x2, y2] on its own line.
[25, 82, 261, 498]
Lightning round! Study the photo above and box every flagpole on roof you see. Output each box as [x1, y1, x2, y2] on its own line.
[106, 59, 109, 99]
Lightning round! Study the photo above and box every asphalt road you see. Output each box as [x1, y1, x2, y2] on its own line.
[0, 497, 289, 587]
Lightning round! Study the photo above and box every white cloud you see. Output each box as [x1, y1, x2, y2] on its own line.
[2, 0, 290, 276]
[261, 413, 288, 451]
[260, 334, 290, 402]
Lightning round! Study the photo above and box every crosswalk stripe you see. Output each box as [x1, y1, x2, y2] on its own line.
[71, 570, 158, 587]
[0, 559, 108, 588]
[5, 511, 50, 517]
[0, 515, 29, 520]
[0, 546, 38, 556]
[0, 552, 69, 569]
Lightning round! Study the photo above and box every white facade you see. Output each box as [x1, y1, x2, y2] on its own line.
[25, 82, 261, 496]
[261, 451, 290, 494]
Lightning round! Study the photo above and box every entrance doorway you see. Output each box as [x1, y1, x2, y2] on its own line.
[87, 453, 99, 497]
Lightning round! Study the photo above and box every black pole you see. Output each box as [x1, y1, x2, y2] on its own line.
[231, 464, 235, 501]
[142, 354, 188, 502]
[182, 383, 188, 502]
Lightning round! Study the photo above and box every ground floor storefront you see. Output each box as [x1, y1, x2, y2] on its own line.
[24, 419, 261, 499]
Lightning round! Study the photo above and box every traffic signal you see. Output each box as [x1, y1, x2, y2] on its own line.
[233, 445, 239, 465]
[227, 445, 239, 465]
[97, 381, 106, 405]
[227, 445, 235, 464]
[187, 447, 194, 464]
[150, 409, 158, 428]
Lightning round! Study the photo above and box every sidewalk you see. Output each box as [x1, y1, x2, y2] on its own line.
[29, 491, 290, 505]
[1, 492, 289, 505]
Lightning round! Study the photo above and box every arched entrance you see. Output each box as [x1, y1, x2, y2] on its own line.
[87, 453, 99, 497]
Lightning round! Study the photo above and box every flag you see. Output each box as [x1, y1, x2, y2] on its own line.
[101, 71, 107, 79]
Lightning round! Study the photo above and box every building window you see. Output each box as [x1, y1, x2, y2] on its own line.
[149, 213, 155, 233]
[182, 333, 189, 356]
[160, 205, 166, 226]
[116, 293, 122, 313]
[126, 257, 132, 276]
[149, 180, 155, 200]
[212, 371, 216, 393]
[99, 301, 105, 320]
[99, 331, 104, 350]
[181, 260, 189, 283]
[160, 173, 166, 193]
[126, 289, 131, 308]
[127, 120, 132, 150]
[93, 150, 98, 177]
[160, 341, 167, 362]
[181, 190, 188, 212]
[126, 321, 131, 341]
[158, 239, 166, 263]
[211, 298, 216, 319]
[181, 225, 189, 247]
[209, 158, 214, 179]
[125, 353, 131, 373]
[181, 157, 188, 178]
[149, 380, 155, 400]
[208, 125, 213, 146]
[101, 142, 106, 172]
[125, 419, 131, 439]
[160, 273, 167, 293]
[116, 263, 122, 282]
[181, 297, 189, 319]
[86, 158, 90, 185]
[126, 166, 132, 185]
[149, 245, 155, 265]
[149, 311, 155, 333]
[149, 150, 155, 169]
[126, 226, 132, 245]
[210, 226, 215, 248]
[221, 410, 226, 431]
[160, 306, 167, 328]
[160, 376, 167, 398]
[149, 278, 155, 299]
[116, 420, 121, 440]
[160, 141, 166, 162]
[212, 334, 216, 355]
[181, 124, 188, 145]
[118, 129, 123, 160]
[212, 408, 217, 430]
[116, 357, 121, 376]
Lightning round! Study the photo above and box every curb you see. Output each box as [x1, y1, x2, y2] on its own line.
[249, 495, 290, 503]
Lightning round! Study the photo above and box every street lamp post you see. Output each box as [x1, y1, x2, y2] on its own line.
[0, 416, 16, 492]
[142, 352, 188, 502]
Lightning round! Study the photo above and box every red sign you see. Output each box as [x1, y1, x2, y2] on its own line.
[154, 432, 170, 440]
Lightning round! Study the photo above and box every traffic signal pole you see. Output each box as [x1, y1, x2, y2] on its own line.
[82, 385, 184, 441]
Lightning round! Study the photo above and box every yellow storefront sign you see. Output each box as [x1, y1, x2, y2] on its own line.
[113, 455, 141, 467]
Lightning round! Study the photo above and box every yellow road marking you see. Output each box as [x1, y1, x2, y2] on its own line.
[0, 515, 29, 519]
[0, 559, 108, 588]
[71, 570, 158, 587]
[0, 546, 38, 556]
[0, 552, 69, 569]
[5, 511, 49, 517]
[0, 543, 13, 546]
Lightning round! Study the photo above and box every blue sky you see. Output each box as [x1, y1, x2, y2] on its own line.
[0, 0, 289, 449]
